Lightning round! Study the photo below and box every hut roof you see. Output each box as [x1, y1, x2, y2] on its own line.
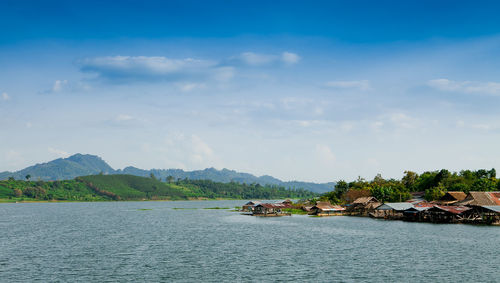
[405, 206, 431, 212]
[352, 196, 378, 205]
[429, 205, 471, 214]
[312, 202, 345, 211]
[376, 202, 414, 211]
[459, 192, 500, 206]
[244, 200, 261, 206]
[256, 203, 287, 209]
[440, 191, 467, 202]
[301, 205, 313, 211]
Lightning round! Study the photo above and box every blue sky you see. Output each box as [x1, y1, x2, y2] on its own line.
[2, 0, 500, 182]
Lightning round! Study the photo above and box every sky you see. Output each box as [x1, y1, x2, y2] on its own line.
[2, 0, 500, 182]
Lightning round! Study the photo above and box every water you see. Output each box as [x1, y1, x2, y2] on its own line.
[1, 200, 499, 282]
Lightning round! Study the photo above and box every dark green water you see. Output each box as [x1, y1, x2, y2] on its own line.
[1, 201, 499, 282]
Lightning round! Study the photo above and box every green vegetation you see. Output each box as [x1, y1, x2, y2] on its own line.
[174, 179, 314, 199]
[0, 178, 109, 202]
[172, 207, 198, 210]
[283, 208, 309, 215]
[0, 174, 316, 202]
[321, 168, 499, 203]
[203, 207, 230, 209]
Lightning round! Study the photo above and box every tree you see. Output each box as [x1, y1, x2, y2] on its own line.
[167, 176, 174, 183]
[150, 173, 156, 180]
[373, 174, 385, 186]
[402, 171, 418, 191]
[471, 178, 496, 191]
[13, 188, 22, 198]
[25, 174, 31, 181]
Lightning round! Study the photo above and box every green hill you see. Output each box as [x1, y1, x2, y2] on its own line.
[0, 174, 316, 202]
[0, 154, 114, 181]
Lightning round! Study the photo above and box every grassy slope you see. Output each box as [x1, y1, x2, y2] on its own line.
[78, 174, 189, 200]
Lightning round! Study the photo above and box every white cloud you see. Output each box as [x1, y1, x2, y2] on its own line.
[239, 52, 276, 66]
[315, 144, 336, 163]
[79, 56, 224, 84]
[238, 51, 301, 66]
[25, 122, 32, 128]
[281, 52, 300, 65]
[177, 83, 207, 92]
[455, 120, 495, 131]
[1, 92, 10, 100]
[48, 147, 69, 158]
[52, 80, 68, 92]
[190, 135, 214, 164]
[428, 78, 500, 95]
[115, 114, 134, 122]
[213, 66, 235, 82]
[389, 113, 416, 129]
[154, 133, 218, 168]
[370, 121, 384, 131]
[325, 80, 371, 91]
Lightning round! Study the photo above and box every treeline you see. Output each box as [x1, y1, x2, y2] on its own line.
[173, 178, 315, 199]
[0, 174, 316, 202]
[322, 168, 498, 204]
[0, 177, 109, 201]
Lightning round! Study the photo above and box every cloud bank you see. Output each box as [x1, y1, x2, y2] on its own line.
[79, 56, 231, 83]
[428, 78, 500, 95]
[238, 51, 300, 66]
[325, 80, 371, 91]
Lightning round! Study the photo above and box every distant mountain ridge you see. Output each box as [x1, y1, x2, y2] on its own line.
[0, 154, 335, 193]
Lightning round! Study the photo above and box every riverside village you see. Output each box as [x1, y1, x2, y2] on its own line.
[241, 191, 500, 226]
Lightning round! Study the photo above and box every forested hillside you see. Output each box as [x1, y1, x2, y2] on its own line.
[0, 174, 316, 202]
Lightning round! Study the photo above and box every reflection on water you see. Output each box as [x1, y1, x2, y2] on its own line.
[1, 200, 499, 282]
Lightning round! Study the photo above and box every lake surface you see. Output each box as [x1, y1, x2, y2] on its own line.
[1, 200, 499, 282]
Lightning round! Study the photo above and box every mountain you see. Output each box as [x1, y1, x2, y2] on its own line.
[0, 154, 335, 193]
[0, 154, 114, 181]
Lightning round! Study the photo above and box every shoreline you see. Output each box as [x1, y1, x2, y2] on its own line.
[0, 198, 287, 204]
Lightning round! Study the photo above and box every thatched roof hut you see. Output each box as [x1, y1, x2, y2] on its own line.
[310, 201, 345, 215]
[439, 191, 467, 204]
[346, 197, 381, 216]
[459, 192, 500, 206]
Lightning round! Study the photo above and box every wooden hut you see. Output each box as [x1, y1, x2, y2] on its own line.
[425, 205, 471, 223]
[461, 205, 500, 225]
[309, 201, 345, 216]
[373, 202, 414, 219]
[242, 201, 261, 212]
[252, 203, 290, 216]
[402, 202, 434, 222]
[346, 197, 381, 216]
